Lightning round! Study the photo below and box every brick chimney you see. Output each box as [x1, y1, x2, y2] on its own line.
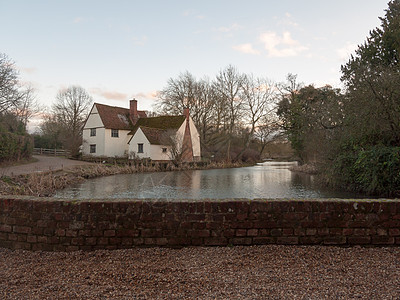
[183, 107, 190, 120]
[130, 99, 138, 124]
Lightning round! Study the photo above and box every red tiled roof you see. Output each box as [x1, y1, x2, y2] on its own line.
[128, 115, 186, 145]
[139, 126, 176, 145]
[95, 103, 147, 130]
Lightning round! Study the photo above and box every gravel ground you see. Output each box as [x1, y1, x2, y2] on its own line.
[0, 245, 399, 299]
[0, 155, 94, 177]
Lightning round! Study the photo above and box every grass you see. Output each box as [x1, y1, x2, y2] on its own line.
[0, 161, 244, 197]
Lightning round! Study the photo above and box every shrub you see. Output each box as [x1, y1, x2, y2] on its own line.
[328, 145, 400, 197]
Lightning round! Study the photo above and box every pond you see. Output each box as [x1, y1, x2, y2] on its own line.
[55, 161, 361, 199]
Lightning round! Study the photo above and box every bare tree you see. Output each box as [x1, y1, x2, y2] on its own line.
[0, 54, 20, 113]
[235, 74, 277, 160]
[11, 85, 42, 130]
[52, 86, 93, 156]
[213, 65, 245, 160]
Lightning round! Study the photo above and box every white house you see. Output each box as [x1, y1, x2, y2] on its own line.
[82, 99, 201, 162]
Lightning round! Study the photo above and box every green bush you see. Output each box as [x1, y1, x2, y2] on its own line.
[329, 145, 400, 197]
[0, 132, 33, 163]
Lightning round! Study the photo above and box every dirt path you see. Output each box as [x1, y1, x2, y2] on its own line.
[0, 155, 95, 177]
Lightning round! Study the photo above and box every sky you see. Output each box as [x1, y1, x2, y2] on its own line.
[0, 0, 390, 130]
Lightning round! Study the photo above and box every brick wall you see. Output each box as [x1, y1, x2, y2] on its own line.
[0, 196, 399, 251]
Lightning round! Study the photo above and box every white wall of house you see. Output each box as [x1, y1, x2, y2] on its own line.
[104, 129, 131, 157]
[82, 127, 106, 156]
[128, 128, 151, 159]
[189, 117, 201, 159]
[82, 105, 106, 156]
[150, 144, 172, 161]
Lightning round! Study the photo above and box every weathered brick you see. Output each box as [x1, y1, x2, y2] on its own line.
[204, 237, 227, 246]
[389, 228, 400, 236]
[372, 236, 395, 245]
[104, 230, 116, 237]
[247, 229, 258, 237]
[236, 229, 247, 237]
[0, 224, 12, 232]
[271, 229, 282, 237]
[253, 237, 275, 245]
[347, 236, 371, 245]
[13, 225, 31, 234]
[277, 237, 299, 245]
[323, 236, 346, 245]
[26, 235, 37, 243]
[306, 228, 317, 236]
[66, 230, 77, 237]
[230, 237, 252, 245]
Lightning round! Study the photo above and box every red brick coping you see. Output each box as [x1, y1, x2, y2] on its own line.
[0, 196, 399, 251]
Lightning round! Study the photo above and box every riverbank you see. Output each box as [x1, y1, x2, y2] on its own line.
[1, 245, 399, 299]
[0, 161, 244, 197]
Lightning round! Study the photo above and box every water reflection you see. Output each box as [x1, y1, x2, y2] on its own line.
[55, 161, 357, 199]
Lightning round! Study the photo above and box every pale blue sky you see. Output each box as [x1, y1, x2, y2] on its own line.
[0, 0, 390, 119]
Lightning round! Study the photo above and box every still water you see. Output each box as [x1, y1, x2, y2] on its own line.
[55, 161, 359, 199]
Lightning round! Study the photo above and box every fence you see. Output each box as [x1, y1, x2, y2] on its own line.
[33, 148, 71, 157]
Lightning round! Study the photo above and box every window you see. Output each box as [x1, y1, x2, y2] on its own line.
[90, 144, 96, 153]
[138, 143, 144, 153]
[162, 148, 167, 153]
[111, 129, 119, 138]
[90, 128, 96, 136]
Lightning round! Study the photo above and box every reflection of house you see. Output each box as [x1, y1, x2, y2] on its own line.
[82, 99, 201, 161]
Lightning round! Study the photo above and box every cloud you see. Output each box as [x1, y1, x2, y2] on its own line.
[233, 43, 260, 55]
[132, 35, 148, 46]
[182, 9, 205, 20]
[90, 88, 128, 101]
[259, 31, 308, 57]
[217, 23, 241, 33]
[131, 91, 158, 100]
[337, 42, 357, 61]
[73, 17, 84, 24]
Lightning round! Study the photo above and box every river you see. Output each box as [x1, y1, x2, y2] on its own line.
[55, 161, 361, 199]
